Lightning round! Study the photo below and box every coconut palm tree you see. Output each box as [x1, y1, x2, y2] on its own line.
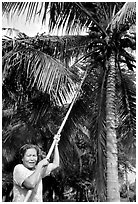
[2, 2, 136, 202]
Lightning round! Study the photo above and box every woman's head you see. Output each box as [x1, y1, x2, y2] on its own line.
[20, 144, 40, 170]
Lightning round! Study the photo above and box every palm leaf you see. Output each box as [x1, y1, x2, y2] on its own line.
[2, 32, 94, 106]
[2, 2, 50, 23]
[2, 29, 92, 63]
[2, 2, 126, 36]
[26, 34, 93, 65]
[109, 2, 136, 32]
[2, 2, 92, 33]
[88, 68, 107, 201]
[117, 69, 136, 149]
[2, 40, 77, 106]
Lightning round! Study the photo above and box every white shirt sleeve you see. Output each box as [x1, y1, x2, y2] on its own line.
[13, 164, 33, 187]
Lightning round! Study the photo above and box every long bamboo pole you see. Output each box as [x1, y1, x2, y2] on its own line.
[24, 70, 87, 202]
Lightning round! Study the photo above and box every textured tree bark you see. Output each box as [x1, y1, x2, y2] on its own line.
[106, 55, 120, 202]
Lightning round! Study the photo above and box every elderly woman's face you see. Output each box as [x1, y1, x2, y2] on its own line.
[22, 148, 38, 170]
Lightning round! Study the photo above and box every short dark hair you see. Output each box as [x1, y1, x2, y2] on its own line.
[19, 144, 41, 163]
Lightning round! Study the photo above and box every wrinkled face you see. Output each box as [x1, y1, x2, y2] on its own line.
[22, 148, 38, 170]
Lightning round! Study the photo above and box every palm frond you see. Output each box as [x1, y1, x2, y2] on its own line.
[109, 2, 136, 32]
[2, 31, 97, 107]
[3, 2, 131, 38]
[88, 68, 107, 201]
[2, 30, 92, 68]
[26, 34, 93, 65]
[116, 68, 136, 150]
[2, 2, 50, 23]
[2, 2, 116, 36]
[2, 2, 90, 34]
[2, 41, 77, 106]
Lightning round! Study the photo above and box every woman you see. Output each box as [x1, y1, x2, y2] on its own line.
[12, 134, 60, 202]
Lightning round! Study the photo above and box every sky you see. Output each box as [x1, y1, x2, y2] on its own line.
[2, 13, 49, 37]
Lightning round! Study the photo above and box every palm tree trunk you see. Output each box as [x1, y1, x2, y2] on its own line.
[106, 54, 120, 202]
